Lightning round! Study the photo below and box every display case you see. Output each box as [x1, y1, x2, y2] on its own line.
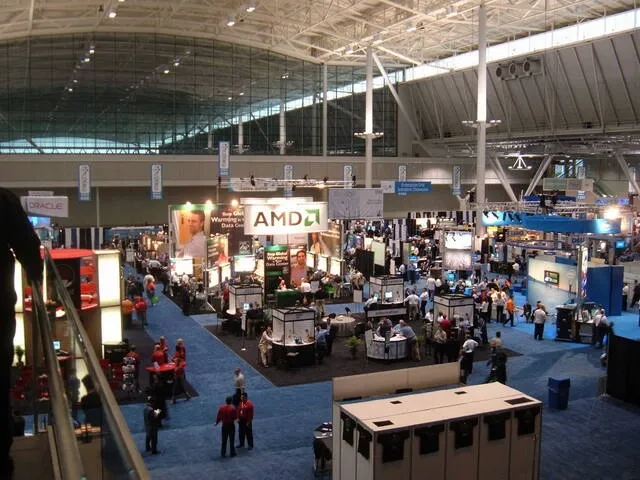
[271, 307, 316, 367]
[555, 302, 599, 343]
[227, 284, 262, 314]
[433, 294, 475, 325]
[369, 276, 404, 301]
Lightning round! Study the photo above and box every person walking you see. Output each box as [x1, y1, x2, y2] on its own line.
[459, 333, 479, 384]
[233, 367, 245, 407]
[215, 396, 237, 458]
[419, 288, 429, 318]
[258, 326, 273, 367]
[622, 283, 629, 312]
[593, 309, 609, 349]
[532, 303, 547, 340]
[134, 296, 147, 326]
[0, 187, 43, 476]
[143, 397, 161, 455]
[236, 392, 254, 450]
[433, 325, 447, 364]
[505, 296, 515, 327]
[404, 290, 420, 322]
[522, 299, 532, 323]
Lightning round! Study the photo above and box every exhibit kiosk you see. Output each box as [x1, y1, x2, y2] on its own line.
[433, 294, 475, 324]
[365, 302, 407, 324]
[369, 276, 404, 301]
[338, 383, 542, 480]
[271, 307, 316, 367]
[227, 284, 263, 315]
[366, 331, 408, 361]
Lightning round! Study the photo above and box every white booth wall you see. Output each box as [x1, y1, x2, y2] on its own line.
[526, 257, 577, 307]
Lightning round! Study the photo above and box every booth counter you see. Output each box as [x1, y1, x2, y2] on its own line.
[366, 333, 408, 361]
[369, 276, 404, 302]
[555, 302, 599, 343]
[227, 284, 262, 315]
[271, 307, 316, 367]
[433, 294, 474, 324]
[365, 302, 407, 323]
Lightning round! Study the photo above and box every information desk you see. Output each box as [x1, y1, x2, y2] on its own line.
[369, 276, 404, 301]
[272, 340, 316, 368]
[275, 289, 301, 307]
[228, 284, 262, 315]
[322, 315, 357, 337]
[367, 334, 408, 360]
[555, 302, 598, 343]
[145, 362, 176, 374]
[272, 307, 317, 367]
[365, 302, 407, 323]
[433, 294, 474, 325]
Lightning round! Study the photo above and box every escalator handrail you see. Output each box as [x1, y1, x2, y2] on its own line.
[31, 281, 87, 480]
[43, 249, 151, 480]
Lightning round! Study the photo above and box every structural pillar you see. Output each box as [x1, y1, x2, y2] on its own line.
[322, 63, 328, 158]
[475, 4, 488, 236]
[365, 46, 374, 188]
[279, 100, 286, 155]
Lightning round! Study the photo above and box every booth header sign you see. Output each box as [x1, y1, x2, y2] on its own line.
[21, 196, 69, 218]
[395, 181, 432, 194]
[78, 164, 91, 201]
[218, 141, 230, 176]
[244, 202, 328, 235]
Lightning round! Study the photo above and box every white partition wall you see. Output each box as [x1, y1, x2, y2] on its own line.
[96, 249, 123, 348]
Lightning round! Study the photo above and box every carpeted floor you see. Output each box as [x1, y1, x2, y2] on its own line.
[209, 324, 521, 387]
[117, 268, 640, 480]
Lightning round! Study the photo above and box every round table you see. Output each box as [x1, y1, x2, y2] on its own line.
[367, 334, 408, 360]
[323, 315, 357, 337]
[145, 362, 176, 373]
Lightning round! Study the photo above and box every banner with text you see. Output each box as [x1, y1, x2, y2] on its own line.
[343, 164, 353, 189]
[284, 164, 294, 197]
[244, 202, 328, 235]
[218, 141, 230, 176]
[309, 220, 342, 259]
[264, 245, 291, 293]
[78, 164, 91, 201]
[151, 164, 163, 200]
[452, 165, 461, 195]
[328, 188, 383, 220]
[21, 196, 69, 218]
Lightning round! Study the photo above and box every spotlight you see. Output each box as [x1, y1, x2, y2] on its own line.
[217, 176, 222, 187]
[226, 16, 236, 27]
[303, 174, 308, 181]
[246, 0, 256, 12]
[483, 210, 489, 216]
[352, 175, 356, 185]
[250, 175, 256, 186]
[291, 184, 296, 192]
[323, 176, 328, 184]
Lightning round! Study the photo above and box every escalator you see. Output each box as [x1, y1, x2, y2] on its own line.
[11, 249, 151, 479]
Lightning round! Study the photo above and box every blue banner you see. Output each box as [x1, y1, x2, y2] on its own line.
[521, 215, 621, 234]
[395, 181, 432, 194]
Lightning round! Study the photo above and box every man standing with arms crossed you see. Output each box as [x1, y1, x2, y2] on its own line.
[0, 188, 43, 476]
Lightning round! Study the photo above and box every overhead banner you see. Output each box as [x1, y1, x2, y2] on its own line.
[78, 164, 91, 201]
[398, 164, 407, 196]
[284, 164, 294, 197]
[577, 166, 586, 179]
[629, 167, 636, 194]
[244, 202, 328, 235]
[328, 188, 384, 220]
[343, 164, 353, 189]
[452, 165, 462, 195]
[229, 178, 278, 192]
[218, 141, 230, 176]
[21, 196, 69, 218]
[395, 181, 432, 194]
[264, 245, 290, 293]
[309, 221, 342, 258]
[151, 163, 163, 200]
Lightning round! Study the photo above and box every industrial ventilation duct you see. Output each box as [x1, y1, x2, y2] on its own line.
[496, 58, 541, 80]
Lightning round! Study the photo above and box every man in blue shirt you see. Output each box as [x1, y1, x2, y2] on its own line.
[395, 320, 420, 361]
[315, 326, 329, 364]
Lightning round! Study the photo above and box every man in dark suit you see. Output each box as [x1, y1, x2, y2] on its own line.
[0, 188, 43, 475]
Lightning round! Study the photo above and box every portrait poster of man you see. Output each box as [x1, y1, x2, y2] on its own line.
[170, 205, 208, 260]
[290, 249, 311, 287]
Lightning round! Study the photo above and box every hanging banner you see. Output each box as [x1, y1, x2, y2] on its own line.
[219, 141, 230, 176]
[264, 245, 290, 293]
[576, 165, 586, 179]
[244, 202, 328, 235]
[452, 165, 462, 195]
[328, 188, 384, 219]
[151, 163, 163, 200]
[398, 164, 407, 196]
[78, 164, 91, 201]
[343, 164, 353, 189]
[577, 244, 589, 304]
[21, 196, 69, 218]
[284, 164, 294, 197]
[309, 221, 343, 259]
[629, 167, 636, 194]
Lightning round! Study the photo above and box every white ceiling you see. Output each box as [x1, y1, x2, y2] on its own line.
[0, 0, 634, 67]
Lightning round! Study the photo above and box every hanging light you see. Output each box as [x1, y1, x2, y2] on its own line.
[226, 16, 236, 27]
[246, 0, 256, 12]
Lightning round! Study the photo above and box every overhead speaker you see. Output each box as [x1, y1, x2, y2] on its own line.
[495, 65, 504, 78]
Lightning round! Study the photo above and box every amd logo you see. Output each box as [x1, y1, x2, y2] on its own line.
[253, 209, 320, 228]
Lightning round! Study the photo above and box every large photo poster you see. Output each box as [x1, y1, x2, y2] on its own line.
[209, 205, 252, 256]
[207, 236, 230, 269]
[264, 245, 290, 293]
[308, 221, 342, 259]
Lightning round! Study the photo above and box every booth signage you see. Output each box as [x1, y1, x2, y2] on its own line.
[21, 196, 69, 218]
[343, 164, 353, 189]
[151, 163, 163, 200]
[395, 181, 432, 194]
[398, 164, 407, 196]
[28, 190, 54, 197]
[452, 165, 462, 195]
[218, 141, 230, 176]
[244, 202, 328, 235]
[576, 190, 586, 201]
[284, 164, 294, 197]
[78, 164, 91, 201]
[264, 245, 290, 293]
[380, 181, 395, 194]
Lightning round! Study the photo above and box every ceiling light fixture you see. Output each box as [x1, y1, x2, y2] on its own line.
[345, 46, 355, 54]
[508, 155, 533, 170]
[108, 10, 117, 18]
[250, 175, 256, 186]
[406, 24, 417, 32]
[373, 33, 383, 45]
[227, 96, 232, 101]
[163, 69, 170, 74]
[445, 6, 458, 17]
[281, 72, 289, 79]
[239, 92, 245, 96]
[174, 60, 180, 66]
[89, 46, 95, 54]
[226, 16, 236, 27]
[246, 1, 256, 12]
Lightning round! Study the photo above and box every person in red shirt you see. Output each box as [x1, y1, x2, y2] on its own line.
[237, 392, 254, 450]
[173, 338, 186, 361]
[215, 396, 237, 457]
[439, 314, 452, 337]
[134, 296, 147, 326]
[125, 345, 141, 391]
[171, 357, 191, 404]
[150, 345, 166, 366]
[158, 336, 169, 363]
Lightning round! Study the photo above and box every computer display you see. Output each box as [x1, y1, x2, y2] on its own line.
[330, 258, 342, 276]
[220, 262, 231, 282]
[172, 257, 193, 276]
[233, 255, 256, 273]
[384, 291, 393, 300]
[306, 252, 315, 268]
[243, 302, 250, 311]
[53, 340, 61, 350]
[317, 255, 328, 272]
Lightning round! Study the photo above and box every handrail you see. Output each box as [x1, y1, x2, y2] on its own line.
[30, 281, 87, 480]
[43, 249, 152, 480]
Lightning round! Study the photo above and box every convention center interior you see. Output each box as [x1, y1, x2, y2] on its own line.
[3, 1, 640, 479]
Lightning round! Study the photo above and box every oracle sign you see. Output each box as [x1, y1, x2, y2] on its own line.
[21, 196, 69, 218]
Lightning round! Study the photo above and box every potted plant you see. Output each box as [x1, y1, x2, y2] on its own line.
[345, 336, 363, 359]
[14, 345, 24, 366]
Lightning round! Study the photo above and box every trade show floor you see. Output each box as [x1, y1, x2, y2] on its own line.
[117, 283, 640, 480]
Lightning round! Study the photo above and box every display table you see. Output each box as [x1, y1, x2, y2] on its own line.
[323, 315, 356, 337]
[365, 302, 407, 323]
[369, 276, 404, 301]
[145, 362, 176, 374]
[433, 294, 474, 324]
[272, 340, 316, 368]
[367, 334, 408, 360]
[272, 307, 317, 367]
[228, 284, 262, 315]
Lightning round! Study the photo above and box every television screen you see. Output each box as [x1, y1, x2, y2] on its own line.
[330, 258, 342, 276]
[53, 340, 61, 350]
[220, 262, 231, 282]
[317, 255, 328, 272]
[29, 216, 51, 228]
[172, 257, 193, 276]
[615, 240, 626, 249]
[444, 231, 473, 250]
[233, 255, 256, 273]
[243, 302, 250, 311]
[544, 270, 559, 285]
[384, 291, 393, 300]
[306, 252, 316, 268]
[208, 268, 220, 288]
[371, 240, 386, 266]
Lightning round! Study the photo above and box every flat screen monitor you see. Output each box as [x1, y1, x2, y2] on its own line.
[615, 240, 626, 249]
[208, 268, 220, 288]
[544, 270, 559, 285]
[233, 255, 256, 273]
[447, 271, 456, 282]
[53, 340, 61, 350]
[364, 237, 373, 250]
[372, 240, 386, 266]
[243, 302, 250, 311]
[317, 255, 328, 272]
[445, 231, 473, 250]
[330, 258, 342, 276]
[172, 257, 193, 276]
[220, 262, 231, 282]
[384, 291, 393, 300]
[29, 216, 51, 228]
[306, 252, 316, 268]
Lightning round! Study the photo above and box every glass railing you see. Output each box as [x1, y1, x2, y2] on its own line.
[39, 249, 151, 479]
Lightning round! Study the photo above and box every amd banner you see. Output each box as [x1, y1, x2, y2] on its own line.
[244, 202, 328, 235]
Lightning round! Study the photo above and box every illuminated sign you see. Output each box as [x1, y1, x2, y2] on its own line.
[244, 202, 328, 235]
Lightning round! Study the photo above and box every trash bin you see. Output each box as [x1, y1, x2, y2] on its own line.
[548, 377, 571, 410]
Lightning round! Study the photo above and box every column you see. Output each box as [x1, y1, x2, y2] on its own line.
[475, 4, 487, 236]
[322, 63, 328, 158]
[365, 45, 373, 188]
